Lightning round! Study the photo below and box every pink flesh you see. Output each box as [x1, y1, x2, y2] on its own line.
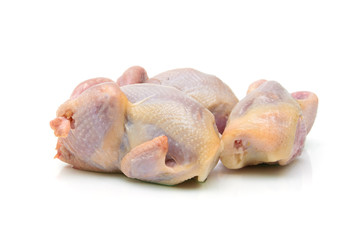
[50, 117, 71, 138]
[291, 91, 310, 100]
[214, 113, 228, 134]
[116, 66, 148, 86]
[247, 79, 267, 94]
[70, 78, 113, 99]
[233, 139, 243, 149]
[120, 135, 172, 183]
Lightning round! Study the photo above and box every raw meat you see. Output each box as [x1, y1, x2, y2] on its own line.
[50, 79, 221, 185]
[220, 80, 318, 169]
[117, 67, 238, 133]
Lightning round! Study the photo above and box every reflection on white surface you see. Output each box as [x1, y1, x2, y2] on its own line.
[210, 150, 312, 192]
[56, 150, 312, 195]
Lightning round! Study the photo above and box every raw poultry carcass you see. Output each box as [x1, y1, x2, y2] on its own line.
[50, 79, 222, 185]
[117, 66, 238, 133]
[220, 80, 318, 169]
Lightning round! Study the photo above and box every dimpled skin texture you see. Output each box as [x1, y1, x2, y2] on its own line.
[220, 81, 308, 169]
[151, 68, 238, 113]
[118, 67, 239, 134]
[51, 80, 221, 185]
[121, 84, 222, 184]
[150, 68, 238, 133]
[51, 73, 317, 184]
[51, 82, 127, 172]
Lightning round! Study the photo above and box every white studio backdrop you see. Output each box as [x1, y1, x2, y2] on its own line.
[0, 1, 359, 239]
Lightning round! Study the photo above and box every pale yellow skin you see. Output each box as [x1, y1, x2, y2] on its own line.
[220, 80, 316, 169]
[120, 84, 222, 184]
[117, 67, 238, 133]
[221, 103, 302, 169]
[291, 91, 318, 134]
[51, 80, 221, 185]
[150, 68, 238, 118]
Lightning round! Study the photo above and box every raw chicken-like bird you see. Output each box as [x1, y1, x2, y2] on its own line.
[50, 78, 222, 185]
[220, 80, 318, 169]
[117, 67, 238, 133]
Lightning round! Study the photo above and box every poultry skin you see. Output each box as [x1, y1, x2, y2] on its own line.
[220, 80, 318, 169]
[50, 79, 222, 185]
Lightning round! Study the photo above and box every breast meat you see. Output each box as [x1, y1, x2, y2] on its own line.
[117, 67, 239, 133]
[50, 79, 221, 185]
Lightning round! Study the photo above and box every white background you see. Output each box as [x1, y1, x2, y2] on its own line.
[1, 0, 359, 239]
